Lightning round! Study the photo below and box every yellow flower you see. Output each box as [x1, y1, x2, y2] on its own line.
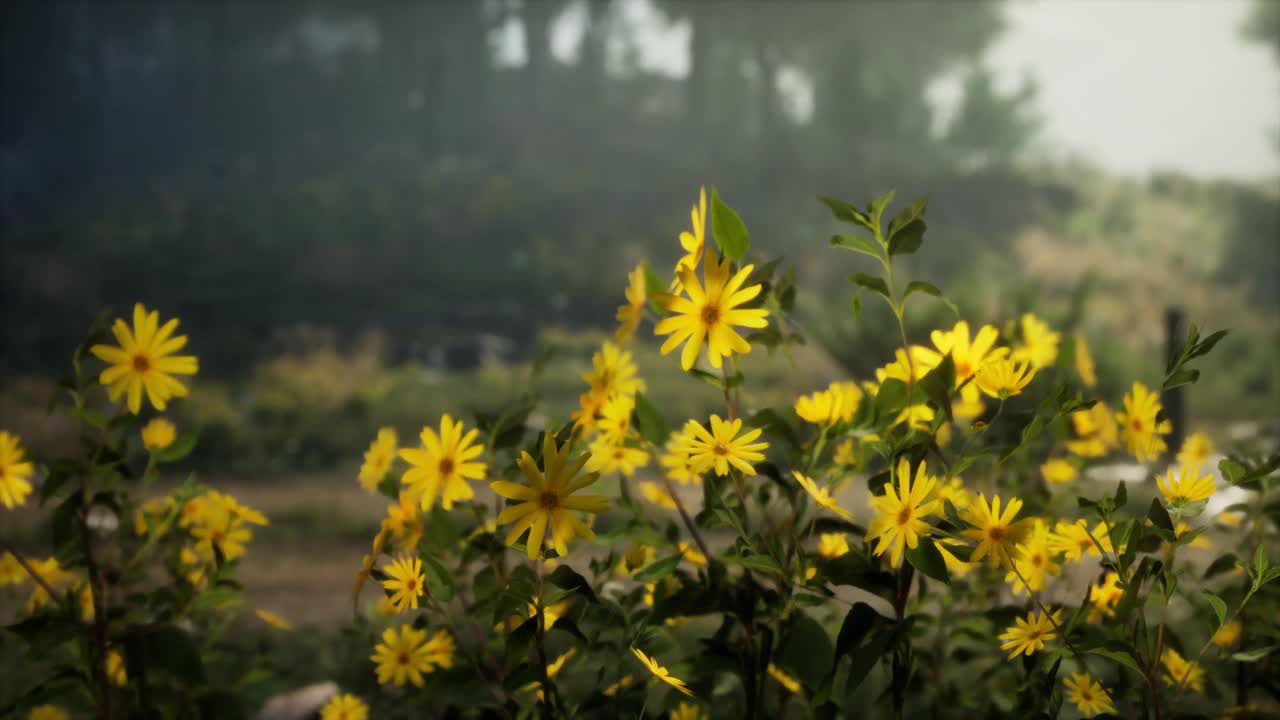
[1160, 648, 1204, 692]
[585, 436, 649, 477]
[639, 481, 679, 510]
[817, 533, 849, 559]
[914, 320, 1006, 384]
[616, 265, 648, 342]
[1064, 672, 1114, 717]
[1074, 334, 1098, 388]
[371, 625, 453, 687]
[1089, 572, 1123, 621]
[78, 583, 95, 621]
[998, 609, 1060, 659]
[134, 496, 176, 537]
[674, 187, 708, 280]
[893, 403, 934, 432]
[630, 646, 694, 696]
[767, 663, 803, 695]
[865, 458, 942, 567]
[1040, 458, 1078, 484]
[571, 390, 608, 433]
[1051, 519, 1113, 561]
[1068, 403, 1119, 457]
[23, 557, 73, 611]
[491, 434, 609, 560]
[0, 431, 35, 510]
[141, 418, 177, 451]
[833, 438, 859, 468]
[1213, 620, 1242, 647]
[678, 541, 708, 567]
[186, 491, 266, 563]
[933, 476, 971, 511]
[90, 303, 198, 414]
[382, 492, 424, 551]
[952, 383, 986, 421]
[936, 538, 973, 578]
[794, 472, 854, 521]
[0, 552, 25, 586]
[1004, 520, 1061, 596]
[602, 674, 636, 697]
[1157, 465, 1215, 505]
[961, 493, 1028, 568]
[875, 347, 926, 385]
[795, 381, 863, 425]
[655, 252, 769, 370]
[358, 427, 398, 492]
[1177, 432, 1214, 469]
[255, 608, 294, 631]
[595, 393, 636, 444]
[618, 543, 656, 575]
[584, 341, 646, 402]
[521, 648, 578, 700]
[320, 693, 369, 720]
[975, 357, 1036, 399]
[680, 415, 767, 477]
[27, 706, 69, 720]
[659, 429, 701, 486]
[1011, 313, 1060, 370]
[1116, 382, 1172, 462]
[1216, 510, 1245, 528]
[382, 555, 425, 613]
[107, 649, 127, 686]
[1173, 522, 1211, 550]
[399, 414, 486, 511]
[671, 702, 706, 720]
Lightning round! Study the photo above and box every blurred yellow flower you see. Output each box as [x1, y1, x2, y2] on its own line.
[1040, 458, 1078, 484]
[320, 694, 368, 720]
[358, 427, 398, 493]
[1074, 334, 1098, 388]
[659, 428, 701, 485]
[1213, 620, 1242, 647]
[371, 625, 453, 687]
[638, 481, 678, 510]
[595, 393, 636, 444]
[1068, 403, 1119, 457]
[767, 663, 802, 695]
[134, 496, 176, 537]
[1051, 519, 1112, 561]
[674, 187, 708, 282]
[1011, 313, 1060, 370]
[616, 265, 648, 342]
[1004, 520, 1061, 596]
[585, 436, 649, 477]
[602, 674, 635, 697]
[1157, 465, 1215, 505]
[1064, 673, 1114, 717]
[0, 552, 25, 586]
[1173, 522, 1211, 550]
[975, 357, 1036, 399]
[893, 403, 935, 432]
[795, 381, 862, 425]
[1176, 432, 1215, 469]
[491, 434, 608, 559]
[833, 438, 859, 468]
[583, 342, 646, 403]
[865, 458, 941, 567]
[382, 555, 425, 613]
[1088, 572, 1123, 622]
[1116, 382, 1172, 462]
[655, 252, 769, 371]
[107, 650, 127, 686]
[817, 533, 850, 559]
[27, 706, 69, 720]
[141, 418, 177, 450]
[382, 492, 424, 551]
[630, 646, 694, 696]
[1160, 648, 1204, 692]
[678, 542, 708, 567]
[680, 415, 767, 477]
[795, 472, 854, 522]
[255, 608, 294, 631]
[399, 414, 486, 511]
[671, 702, 706, 720]
[0, 431, 35, 510]
[933, 476, 971, 511]
[998, 609, 1059, 659]
[90, 303, 198, 414]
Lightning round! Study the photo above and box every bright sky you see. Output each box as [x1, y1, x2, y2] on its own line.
[537, 0, 1280, 180]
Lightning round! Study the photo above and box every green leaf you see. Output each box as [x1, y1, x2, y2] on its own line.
[835, 602, 882, 661]
[903, 280, 943, 302]
[1085, 647, 1142, 674]
[848, 273, 890, 302]
[844, 625, 896, 696]
[830, 234, 882, 260]
[710, 188, 749, 261]
[142, 625, 205, 685]
[776, 613, 834, 687]
[905, 537, 950, 585]
[547, 565, 597, 604]
[817, 195, 872, 228]
[873, 379, 910, 421]
[421, 554, 455, 602]
[726, 553, 782, 577]
[1230, 647, 1273, 663]
[1218, 458, 1247, 485]
[1147, 498, 1173, 532]
[70, 407, 107, 430]
[1202, 590, 1227, 631]
[1162, 368, 1200, 391]
[887, 219, 926, 256]
[633, 554, 683, 583]
[887, 196, 929, 240]
[919, 354, 956, 421]
[154, 432, 199, 463]
[867, 191, 897, 228]
[1204, 553, 1239, 579]
[633, 393, 670, 447]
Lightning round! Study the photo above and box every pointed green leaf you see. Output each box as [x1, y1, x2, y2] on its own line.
[830, 234, 882, 260]
[711, 189, 749, 260]
[1202, 590, 1227, 631]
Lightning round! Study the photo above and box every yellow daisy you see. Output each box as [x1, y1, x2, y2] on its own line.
[1160, 648, 1204, 692]
[1116, 382, 1172, 462]
[1064, 673, 1114, 717]
[794, 471, 854, 521]
[141, 418, 177, 451]
[320, 693, 368, 720]
[0, 431, 35, 510]
[382, 555, 425, 613]
[584, 436, 649, 477]
[659, 429, 701, 485]
[1011, 313, 1060, 370]
[1074, 334, 1098, 388]
[1176, 431, 1214, 469]
[583, 341, 646, 401]
[1040, 458, 1078, 484]
[595, 393, 637, 444]
[655, 252, 769, 371]
[399, 414, 486, 511]
[680, 415, 767, 477]
[817, 533, 850, 559]
[998, 609, 1059, 659]
[865, 458, 942, 567]
[616, 265, 648, 342]
[975, 357, 1036, 399]
[630, 646, 694, 696]
[913, 320, 1006, 384]
[1088, 572, 1123, 622]
[1157, 465, 1215, 505]
[1068, 403, 1120, 457]
[358, 427, 398, 492]
[90, 303, 198, 414]
[1051, 519, 1113, 561]
[371, 625, 453, 687]
[794, 381, 863, 426]
[674, 187, 708, 279]
[382, 492, 424, 550]
[491, 434, 609, 559]
[961, 493, 1028, 568]
[1004, 520, 1061, 596]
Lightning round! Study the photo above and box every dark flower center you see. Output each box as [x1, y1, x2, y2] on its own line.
[896, 507, 912, 525]
[700, 304, 720, 326]
[987, 525, 1006, 542]
[438, 458, 455, 475]
[712, 443, 729, 456]
[540, 492, 561, 511]
[132, 354, 151, 372]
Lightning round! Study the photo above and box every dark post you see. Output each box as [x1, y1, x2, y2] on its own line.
[1163, 307, 1186, 460]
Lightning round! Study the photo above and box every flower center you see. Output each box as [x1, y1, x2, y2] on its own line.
[987, 525, 1006, 542]
[712, 443, 729, 456]
[700, 303, 721, 326]
[613, 448, 625, 460]
[955, 360, 972, 378]
[397, 652, 409, 665]
[1130, 418, 1144, 432]
[1031, 554, 1044, 568]
[437, 458, 455, 476]
[132, 354, 152, 372]
[406, 578, 417, 591]
[896, 507, 912, 526]
[1026, 629, 1042, 642]
[540, 491, 562, 511]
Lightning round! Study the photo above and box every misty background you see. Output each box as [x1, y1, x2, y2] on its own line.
[1, 0, 1278, 474]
